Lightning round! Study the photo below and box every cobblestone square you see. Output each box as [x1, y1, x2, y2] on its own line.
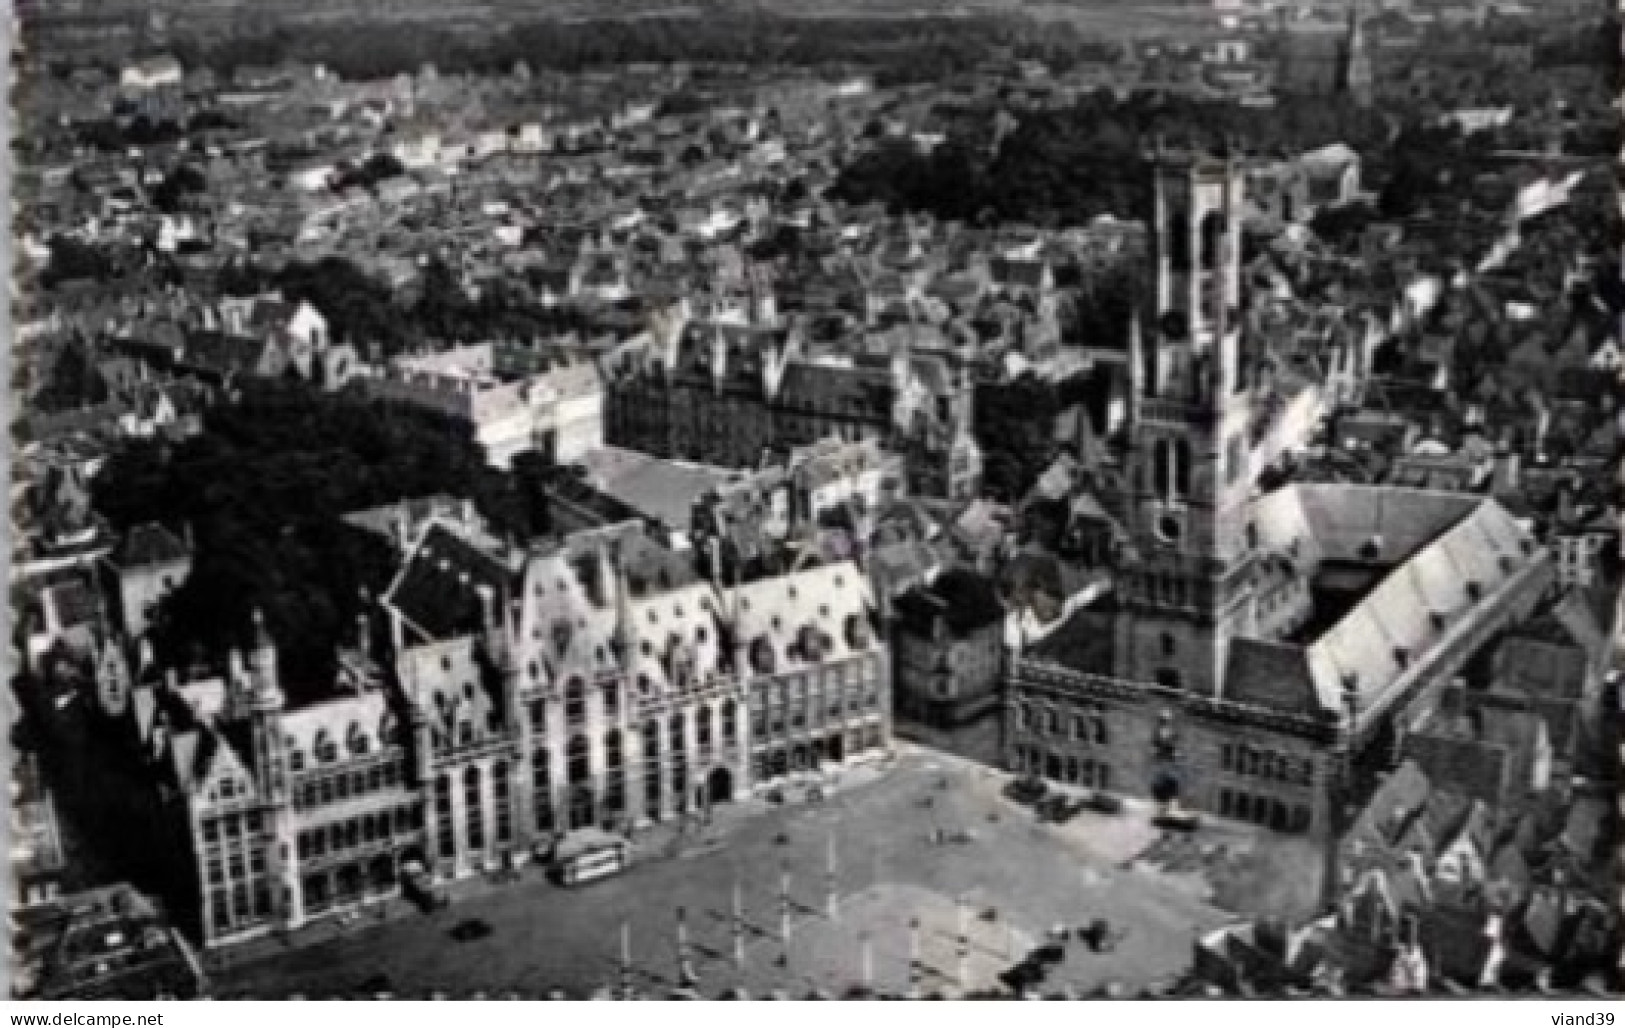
[219, 746, 1234, 997]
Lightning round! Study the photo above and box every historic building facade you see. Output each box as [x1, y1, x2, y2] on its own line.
[1003, 153, 1553, 837]
[603, 310, 981, 501]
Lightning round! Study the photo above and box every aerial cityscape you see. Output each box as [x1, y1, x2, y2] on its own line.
[8, 0, 1622, 1002]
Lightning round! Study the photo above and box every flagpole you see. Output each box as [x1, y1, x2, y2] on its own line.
[826, 834, 839, 921]
[908, 916, 921, 999]
[619, 920, 632, 999]
[779, 863, 791, 943]
[732, 880, 746, 968]
[956, 896, 969, 995]
[677, 905, 696, 988]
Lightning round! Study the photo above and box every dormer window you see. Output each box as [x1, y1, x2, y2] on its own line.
[750, 637, 776, 675]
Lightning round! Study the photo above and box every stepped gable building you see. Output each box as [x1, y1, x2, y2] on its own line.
[88, 515, 887, 949]
[379, 516, 889, 877]
[1005, 151, 1552, 837]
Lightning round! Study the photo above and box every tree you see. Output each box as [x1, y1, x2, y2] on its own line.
[34, 340, 109, 413]
[92, 380, 528, 695]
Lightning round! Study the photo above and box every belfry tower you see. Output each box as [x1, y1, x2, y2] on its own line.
[1114, 147, 1259, 698]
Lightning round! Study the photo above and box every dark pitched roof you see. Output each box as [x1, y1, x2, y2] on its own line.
[1400, 732, 1508, 807]
[1223, 639, 1320, 714]
[386, 524, 519, 641]
[1028, 605, 1115, 675]
[893, 568, 1004, 636]
[110, 523, 190, 570]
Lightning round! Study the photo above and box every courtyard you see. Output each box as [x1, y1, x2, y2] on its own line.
[217, 746, 1244, 998]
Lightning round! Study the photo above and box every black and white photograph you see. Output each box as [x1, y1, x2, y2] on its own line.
[6, 0, 1622, 1004]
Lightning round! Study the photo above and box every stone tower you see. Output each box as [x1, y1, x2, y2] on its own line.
[1343, 3, 1374, 108]
[1114, 148, 1259, 698]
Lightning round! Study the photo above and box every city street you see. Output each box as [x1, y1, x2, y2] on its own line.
[218, 747, 1235, 997]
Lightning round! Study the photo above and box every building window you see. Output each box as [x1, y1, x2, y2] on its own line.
[565, 679, 587, 726]
[669, 713, 687, 753]
[532, 749, 553, 832]
[697, 706, 713, 752]
[1154, 668, 1182, 690]
[602, 682, 619, 721]
[1159, 632, 1176, 658]
[464, 766, 485, 852]
[721, 699, 737, 743]
[493, 760, 512, 846]
[529, 698, 548, 734]
[567, 735, 591, 785]
[604, 731, 625, 816]
[435, 775, 455, 861]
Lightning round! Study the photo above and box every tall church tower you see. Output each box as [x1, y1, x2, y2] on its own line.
[1342, 3, 1374, 108]
[1114, 148, 1258, 698]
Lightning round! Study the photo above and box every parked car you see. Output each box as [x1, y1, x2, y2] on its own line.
[1004, 776, 1048, 805]
[1154, 809, 1202, 831]
[401, 862, 448, 911]
[449, 918, 493, 942]
[1037, 794, 1086, 823]
[1085, 791, 1124, 815]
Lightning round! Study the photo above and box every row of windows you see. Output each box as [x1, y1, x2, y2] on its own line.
[1218, 789, 1312, 834]
[1011, 746, 1113, 790]
[205, 843, 267, 886]
[1015, 704, 1111, 745]
[297, 804, 424, 862]
[752, 725, 885, 782]
[433, 763, 517, 860]
[1221, 744, 1314, 787]
[293, 759, 405, 811]
[201, 810, 264, 846]
[753, 662, 871, 703]
[752, 688, 880, 738]
[209, 882, 271, 934]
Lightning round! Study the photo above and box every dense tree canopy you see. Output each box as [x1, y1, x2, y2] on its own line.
[168, 14, 1108, 85]
[975, 374, 1063, 502]
[92, 380, 537, 698]
[833, 93, 1393, 227]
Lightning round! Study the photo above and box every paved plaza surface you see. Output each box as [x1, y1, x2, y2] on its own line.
[218, 746, 1237, 997]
